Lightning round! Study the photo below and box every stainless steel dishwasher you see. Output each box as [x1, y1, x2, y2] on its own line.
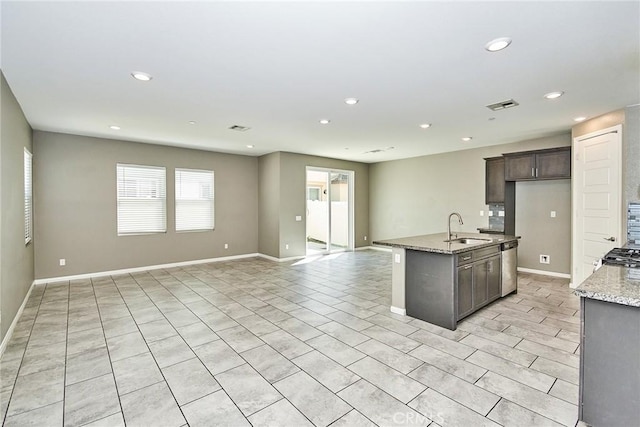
[501, 240, 518, 296]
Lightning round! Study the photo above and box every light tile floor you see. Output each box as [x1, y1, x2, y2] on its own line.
[0, 250, 582, 426]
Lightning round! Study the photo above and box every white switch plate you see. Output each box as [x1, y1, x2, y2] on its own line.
[550, 211, 557, 218]
[480, 210, 484, 216]
[498, 211, 505, 217]
[59, 259, 66, 266]
[488, 211, 493, 217]
[394, 254, 401, 263]
[224, 243, 228, 249]
[295, 215, 302, 221]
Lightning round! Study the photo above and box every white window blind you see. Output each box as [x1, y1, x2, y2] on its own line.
[116, 164, 166, 235]
[24, 148, 33, 245]
[175, 168, 214, 232]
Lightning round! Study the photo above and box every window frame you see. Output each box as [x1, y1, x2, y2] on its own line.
[116, 163, 167, 236]
[24, 148, 33, 245]
[175, 167, 215, 232]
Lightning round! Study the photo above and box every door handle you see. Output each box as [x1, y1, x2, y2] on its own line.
[604, 237, 616, 242]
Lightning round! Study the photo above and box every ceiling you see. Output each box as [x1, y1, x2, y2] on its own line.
[2, 1, 639, 163]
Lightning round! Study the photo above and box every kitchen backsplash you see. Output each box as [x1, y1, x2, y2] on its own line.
[629, 202, 640, 245]
[488, 203, 505, 231]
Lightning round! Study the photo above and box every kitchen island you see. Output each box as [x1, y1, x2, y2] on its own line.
[374, 232, 519, 330]
[574, 262, 640, 426]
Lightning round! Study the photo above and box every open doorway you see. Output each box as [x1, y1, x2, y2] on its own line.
[306, 167, 354, 256]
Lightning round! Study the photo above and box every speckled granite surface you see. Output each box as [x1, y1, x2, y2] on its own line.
[575, 264, 640, 307]
[373, 232, 519, 255]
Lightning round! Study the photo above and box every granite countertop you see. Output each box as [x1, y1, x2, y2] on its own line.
[373, 232, 519, 255]
[574, 264, 640, 307]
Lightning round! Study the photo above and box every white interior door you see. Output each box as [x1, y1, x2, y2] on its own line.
[572, 125, 622, 287]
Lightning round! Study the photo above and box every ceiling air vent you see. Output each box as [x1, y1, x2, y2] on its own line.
[486, 99, 519, 111]
[229, 125, 251, 132]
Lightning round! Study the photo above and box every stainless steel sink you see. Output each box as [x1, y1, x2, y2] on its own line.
[445, 237, 493, 244]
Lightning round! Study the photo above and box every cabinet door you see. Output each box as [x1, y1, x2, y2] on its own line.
[457, 264, 474, 320]
[487, 255, 502, 300]
[536, 149, 571, 179]
[485, 157, 505, 204]
[473, 260, 489, 308]
[505, 153, 536, 181]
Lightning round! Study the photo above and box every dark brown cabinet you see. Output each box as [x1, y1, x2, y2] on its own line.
[456, 247, 501, 321]
[484, 157, 505, 203]
[504, 147, 571, 181]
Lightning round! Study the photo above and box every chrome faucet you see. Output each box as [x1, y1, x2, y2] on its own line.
[448, 212, 464, 241]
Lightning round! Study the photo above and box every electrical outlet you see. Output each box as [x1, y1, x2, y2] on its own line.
[480, 210, 484, 216]
[394, 253, 401, 263]
[224, 243, 229, 249]
[59, 259, 66, 266]
[285, 244, 289, 250]
[364, 236, 367, 241]
[540, 254, 550, 264]
[550, 211, 557, 218]
[488, 211, 493, 217]
[498, 211, 505, 217]
[295, 215, 302, 221]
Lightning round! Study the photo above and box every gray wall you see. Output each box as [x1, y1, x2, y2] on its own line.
[516, 180, 571, 273]
[1, 72, 34, 341]
[33, 131, 258, 279]
[258, 152, 281, 258]
[370, 133, 572, 274]
[623, 105, 640, 210]
[276, 152, 369, 258]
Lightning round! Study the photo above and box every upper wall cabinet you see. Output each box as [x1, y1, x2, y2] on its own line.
[504, 147, 571, 181]
[484, 156, 505, 204]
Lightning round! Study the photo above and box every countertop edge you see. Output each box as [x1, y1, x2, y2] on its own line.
[574, 286, 640, 307]
[373, 233, 520, 255]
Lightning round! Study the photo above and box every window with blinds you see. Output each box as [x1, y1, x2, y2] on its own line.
[175, 168, 214, 232]
[116, 164, 166, 235]
[24, 148, 33, 245]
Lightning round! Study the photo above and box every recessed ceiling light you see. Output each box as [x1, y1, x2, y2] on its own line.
[574, 116, 587, 122]
[246, 145, 254, 149]
[109, 125, 121, 130]
[344, 98, 359, 105]
[188, 121, 196, 125]
[544, 91, 564, 100]
[462, 137, 472, 142]
[319, 119, 331, 125]
[419, 123, 432, 129]
[131, 71, 152, 82]
[485, 37, 512, 52]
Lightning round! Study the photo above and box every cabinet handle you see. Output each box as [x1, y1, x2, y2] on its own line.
[488, 261, 493, 273]
[464, 265, 473, 270]
[535, 168, 538, 177]
[531, 167, 535, 177]
[462, 255, 472, 261]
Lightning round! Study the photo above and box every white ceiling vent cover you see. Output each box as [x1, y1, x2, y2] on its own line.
[229, 125, 251, 131]
[486, 99, 519, 111]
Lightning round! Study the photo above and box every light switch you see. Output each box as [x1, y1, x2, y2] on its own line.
[394, 254, 401, 263]
[498, 211, 505, 217]
[480, 210, 484, 216]
[550, 211, 557, 218]
[295, 215, 302, 221]
[488, 211, 494, 217]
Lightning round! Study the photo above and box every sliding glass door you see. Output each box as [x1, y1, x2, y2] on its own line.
[306, 167, 354, 255]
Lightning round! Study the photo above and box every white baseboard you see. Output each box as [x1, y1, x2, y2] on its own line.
[390, 306, 406, 316]
[517, 267, 571, 279]
[34, 253, 262, 284]
[0, 280, 36, 358]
